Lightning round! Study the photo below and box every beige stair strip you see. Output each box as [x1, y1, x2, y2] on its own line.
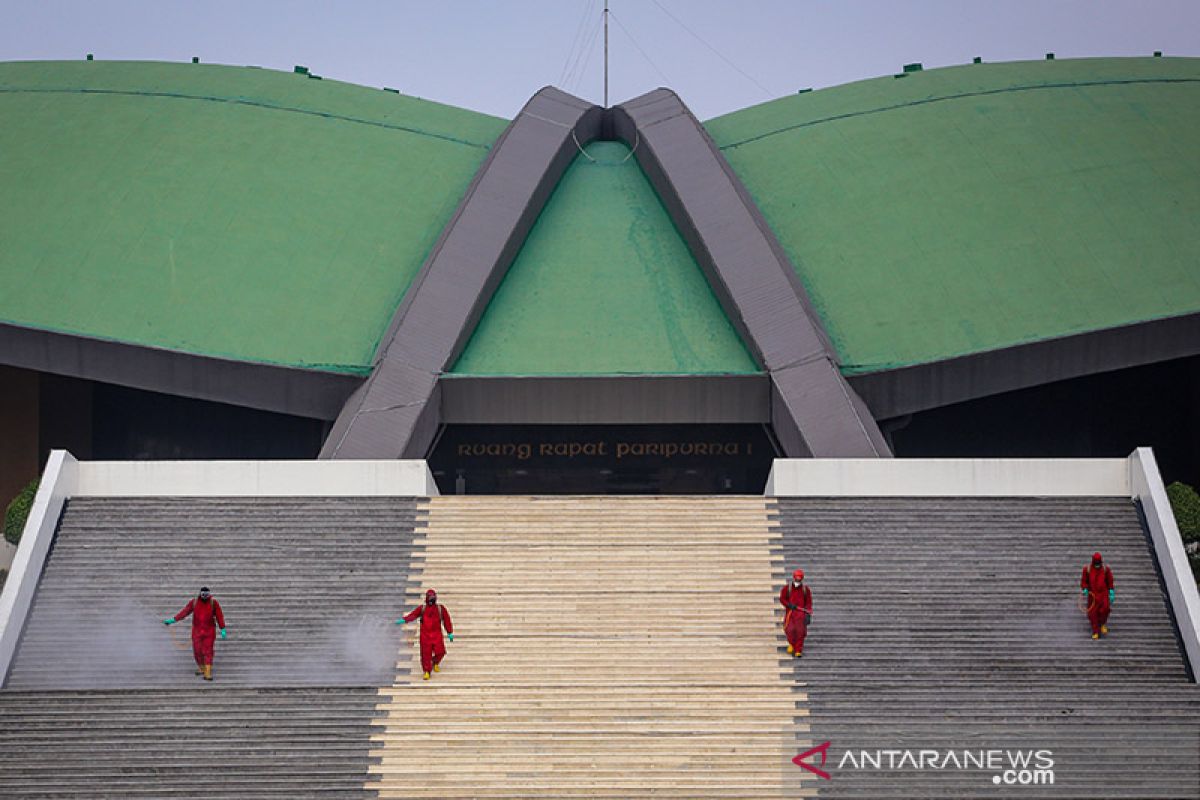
[368, 496, 814, 798]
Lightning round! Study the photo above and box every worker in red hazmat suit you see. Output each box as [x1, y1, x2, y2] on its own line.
[397, 588, 453, 680]
[1080, 552, 1115, 639]
[779, 569, 813, 658]
[163, 586, 227, 680]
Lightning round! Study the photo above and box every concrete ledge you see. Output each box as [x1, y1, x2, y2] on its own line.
[0, 450, 78, 686]
[1129, 447, 1200, 681]
[764, 457, 1130, 496]
[75, 459, 440, 497]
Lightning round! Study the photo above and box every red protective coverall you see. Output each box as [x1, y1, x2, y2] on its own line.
[779, 583, 813, 654]
[173, 597, 225, 667]
[404, 602, 453, 674]
[1080, 564, 1114, 636]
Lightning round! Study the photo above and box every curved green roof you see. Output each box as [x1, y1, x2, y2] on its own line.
[0, 60, 507, 374]
[707, 57, 1200, 374]
[451, 141, 758, 376]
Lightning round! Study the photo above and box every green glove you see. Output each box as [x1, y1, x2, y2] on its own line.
[1081, 589, 1088, 596]
[162, 618, 176, 625]
[448, 633, 454, 642]
[395, 618, 407, 625]
[218, 628, 227, 639]
[1108, 589, 1115, 603]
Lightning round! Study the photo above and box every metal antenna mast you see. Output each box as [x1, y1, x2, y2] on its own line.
[603, 0, 609, 107]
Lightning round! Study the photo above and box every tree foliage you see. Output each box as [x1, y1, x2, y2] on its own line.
[3, 478, 39, 546]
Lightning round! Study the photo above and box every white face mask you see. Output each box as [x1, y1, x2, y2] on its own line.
[792, 580, 801, 588]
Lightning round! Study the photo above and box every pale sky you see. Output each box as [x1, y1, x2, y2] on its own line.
[2, 1, 1197, 120]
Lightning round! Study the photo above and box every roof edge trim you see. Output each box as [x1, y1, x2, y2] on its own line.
[0, 321, 361, 420]
[850, 311, 1200, 419]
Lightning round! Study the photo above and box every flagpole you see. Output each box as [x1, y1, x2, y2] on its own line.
[603, 0, 609, 107]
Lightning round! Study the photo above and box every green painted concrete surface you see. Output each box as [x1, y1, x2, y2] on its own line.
[708, 57, 1200, 374]
[452, 141, 759, 376]
[0, 61, 507, 374]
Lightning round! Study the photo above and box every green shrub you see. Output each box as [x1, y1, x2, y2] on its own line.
[1166, 482, 1200, 544]
[3, 478, 39, 545]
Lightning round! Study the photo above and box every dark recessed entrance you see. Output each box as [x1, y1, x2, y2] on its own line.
[428, 424, 779, 495]
[888, 354, 1200, 486]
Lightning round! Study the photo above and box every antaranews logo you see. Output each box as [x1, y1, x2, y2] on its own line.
[791, 741, 832, 780]
[794, 743, 1055, 786]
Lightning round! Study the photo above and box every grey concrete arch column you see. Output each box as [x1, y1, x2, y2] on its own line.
[320, 88, 604, 459]
[610, 89, 890, 458]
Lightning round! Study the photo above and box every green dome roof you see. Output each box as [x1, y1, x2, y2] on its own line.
[708, 57, 1200, 374]
[4, 57, 1197, 384]
[0, 60, 507, 374]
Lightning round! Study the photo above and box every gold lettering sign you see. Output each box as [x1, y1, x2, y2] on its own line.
[457, 443, 532, 460]
[455, 440, 753, 460]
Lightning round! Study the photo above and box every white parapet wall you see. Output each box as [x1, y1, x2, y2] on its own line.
[1128, 447, 1200, 681]
[0, 450, 79, 686]
[764, 457, 1130, 497]
[74, 458, 440, 497]
[0, 453, 438, 686]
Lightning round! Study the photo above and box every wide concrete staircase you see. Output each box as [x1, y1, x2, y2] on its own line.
[1, 493, 1196, 798]
[778, 497, 1200, 798]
